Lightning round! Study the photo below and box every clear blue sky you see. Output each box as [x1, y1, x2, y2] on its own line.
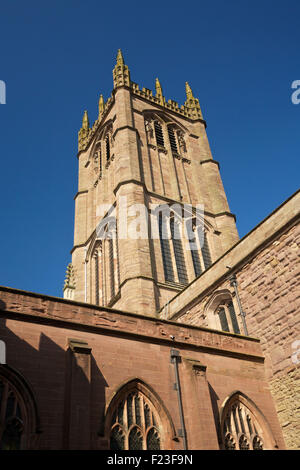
[0, 0, 299, 298]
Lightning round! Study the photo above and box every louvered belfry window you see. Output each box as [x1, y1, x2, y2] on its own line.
[154, 121, 164, 147]
[106, 134, 110, 161]
[167, 126, 178, 154]
[110, 391, 161, 450]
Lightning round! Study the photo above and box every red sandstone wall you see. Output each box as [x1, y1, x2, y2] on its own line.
[177, 221, 300, 449]
[0, 288, 285, 450]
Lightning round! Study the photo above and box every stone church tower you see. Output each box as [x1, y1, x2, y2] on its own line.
[1, 49, 297, 451]
[65, 50, 239, 315]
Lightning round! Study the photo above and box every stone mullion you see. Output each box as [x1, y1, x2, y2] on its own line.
[123, 399, 129, 450]
[98, 244, 103, 306]
[102, 240, 107, 306]
[140, 394, 146, 445]
[240, 405, 250, 440]
[231, 407, 239, 444]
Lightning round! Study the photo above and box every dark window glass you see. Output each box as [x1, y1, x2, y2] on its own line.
[228, 301, 240, 334]
[127, 394, 133, 428]
[144, 404, 151, 429]
[224, 433, 236, 450]
[239, 435, 249, 450]
[154, 121, 164, 147]
[129, 427, 143, 450]
[170, 218, 188, 284]
[110, 426, 125, 450]
[135, 395, 141, 427]
[201, 231, 212, 269]
[117, 402, 124, 425]
[106, 134, 110, 161]
[253, 435, 263, 450]
[190, 235, 202, 277]
[159, 214, 174, 282]
[0, 380, 24, 451]
[219, 307, 230, 332]
[147, 428, 160, 450]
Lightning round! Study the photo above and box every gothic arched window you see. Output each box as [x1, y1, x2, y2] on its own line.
[221, 393, 272, 450]
[109, 390, 161, 450]
[0, 368, 39, 450]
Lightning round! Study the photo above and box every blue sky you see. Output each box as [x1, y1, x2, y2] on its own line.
[0, 0, 299, 298]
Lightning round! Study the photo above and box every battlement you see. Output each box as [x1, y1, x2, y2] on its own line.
[78, 50, 204, 152]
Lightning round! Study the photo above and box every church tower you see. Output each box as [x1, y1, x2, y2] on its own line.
[64, 50, 239, 316]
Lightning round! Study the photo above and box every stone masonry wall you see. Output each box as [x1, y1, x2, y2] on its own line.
[176, 220, 300, 449]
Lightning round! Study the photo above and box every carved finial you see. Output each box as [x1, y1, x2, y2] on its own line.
[82, 110, 89, 130]
[78, 110, 90, 151]
[116, 48, 124, 66]
[155, 77, 165, 105]
[113, 49, 130, 88]
[155, 77, 162, 95]
[185, 82, 194, 101]
[184, 82, 203, 120]
[98, 94, 104, 117]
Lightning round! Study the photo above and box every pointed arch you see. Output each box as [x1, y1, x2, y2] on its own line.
[220, 391, 277, 450]
[105, 378, 176, 450]
[88, 118, 115, 168]
[143, 110, 189, 133]
[204, 289, 241, 334]
[0, 365, 41, 450]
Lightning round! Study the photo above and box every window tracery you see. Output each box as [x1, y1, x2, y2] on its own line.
[0, 375, 26, 450]
[222, 397, 265, 450]
[109, 390, 161, 450]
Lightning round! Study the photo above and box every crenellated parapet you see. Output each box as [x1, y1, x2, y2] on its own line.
[78, 95, 114, 152]
[78, 49, 204, 152]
